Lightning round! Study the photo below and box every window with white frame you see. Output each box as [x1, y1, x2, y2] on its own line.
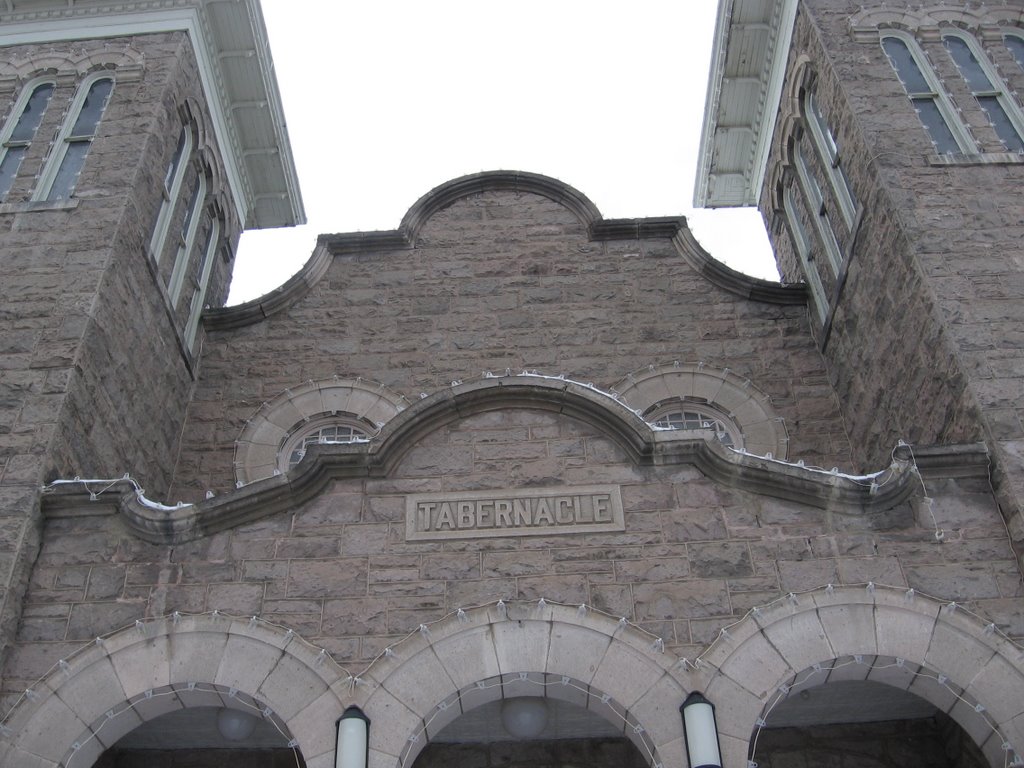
[794, 140, 843, 277]
[149, 124, 193, 265]
[783, 186, 829, 325]
[881, 34, 975, 154]
[942, 32, 1024, 153]
[166, 173, 206, 307]
[646, 400, 743, 449]
[281, 418, 371, 471]
[184, 215, 221, 354]
[36, 74, 113, 201]
[0, 79, 55, 201]
[1005, 32, 1024, 71]
[804, 91, 858, 228]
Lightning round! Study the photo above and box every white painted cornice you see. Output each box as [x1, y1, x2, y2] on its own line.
[694, 0, 798, 209]
[0, 0, 304, 230]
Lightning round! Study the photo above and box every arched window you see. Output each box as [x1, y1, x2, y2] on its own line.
[0, 79, 55, 200]
[881, 34, 974, 154]
[184, 215, 221, 354]
[149, 124, 193, 265]
[281, 418, 371, 472]
[942, 32, 1024, 152]
[794, 141, 843, 277]
[783, 186, 829, 325]
[36, 74, 114, 200]
[166, 172, 207, 307]
[803, 91, 857, 228]
[1005, 32, 1024, 71]
[646, 400, 743, 449]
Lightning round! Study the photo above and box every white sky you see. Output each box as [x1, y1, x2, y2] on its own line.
[228, 0, 778, 305]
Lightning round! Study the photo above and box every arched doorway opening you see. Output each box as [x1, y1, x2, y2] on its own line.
[86, 683, 304, 767]
[404, 672, 651, 768]
[748, 656, 988, 768]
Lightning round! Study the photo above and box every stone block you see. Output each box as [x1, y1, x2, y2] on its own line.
[546, 624, 612, 685]
[633, 581, 731, 621]
[257, 652, 330, 721]
[590, 639, 666, 709]
[214, 634, 282, 693]
[491, 619, 550, 676]
[287, 559, 367, 598]
[762, 609, 833, 673]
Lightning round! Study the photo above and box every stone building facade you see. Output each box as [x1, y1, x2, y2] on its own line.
[0, 2, 1023, 768]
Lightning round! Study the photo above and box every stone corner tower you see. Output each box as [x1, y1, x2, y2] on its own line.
[0, 0, 302, 665]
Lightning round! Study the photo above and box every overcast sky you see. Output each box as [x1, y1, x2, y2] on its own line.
[228, 0, 777, 304]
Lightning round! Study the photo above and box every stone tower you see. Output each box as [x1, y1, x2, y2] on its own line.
[0, 0, 302, 671]
[697, 0, 1024, 572]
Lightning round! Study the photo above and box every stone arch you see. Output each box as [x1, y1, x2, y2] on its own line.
[234, 377, 411, 484]
[850, 4, 1024, 42]
[0, 614, 347, 768]
[350, 602, 690, 768]
[691, 585, 1024, 767]
[609, 363, 788, 459]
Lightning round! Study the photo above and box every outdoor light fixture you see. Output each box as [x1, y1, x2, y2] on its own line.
[336, 705, 371, 768]
[680, 691, 723, 768]
[216, 707, 258, 741]
[501, 697, 549, 739]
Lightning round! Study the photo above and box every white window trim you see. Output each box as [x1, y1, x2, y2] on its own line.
[794, 141, 843, 277]
[783, 186, 829, 325]
[804, 91, 857, 229]
[149, 124, 193, 265]
[0, 76, 56, 198]
[278, 415, 373, 474]
[184, 216, 220, 353]
[167, 173, 206, 307]
[881, 31, 978, 155]
[33, 71, 114, 201]
[942, 30, 1024, 152]
[645, 400, 744, 450]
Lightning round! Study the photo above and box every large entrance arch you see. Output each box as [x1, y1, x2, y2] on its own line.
[693, 585, 1024, 767]
[0, 614, 345, 768]
[347, 601, 690, 768]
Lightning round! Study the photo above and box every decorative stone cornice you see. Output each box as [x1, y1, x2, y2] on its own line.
[849, 4, 1024, 43]
[39, 375, 953, 544]
[205, 170, 796, 329]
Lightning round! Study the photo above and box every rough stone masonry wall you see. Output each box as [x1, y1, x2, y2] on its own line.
[174, 189, 853, 501]
[0, 31, 236, 681]
[768, 0, 1024, 553]
[6, 409, 1021, 711]
[763, 4, 982, 474]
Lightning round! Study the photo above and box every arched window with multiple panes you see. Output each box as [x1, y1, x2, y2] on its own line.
[793, 140, 843, 277]
[35, 73, 114, 201]
[1005, 32, 1024, 72]
[803, 91, 858, 228]
[149, 123, 194, 265]
[783, 185, 829, 325]
[881, 33, 975, 154]
[184, 214, 222, 354]
[942, 31, 1024, 153]
[0, 78, 55, 201]
[166, 172, 207, 307]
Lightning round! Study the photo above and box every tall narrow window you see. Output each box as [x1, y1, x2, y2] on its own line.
[943, 33, 1024, 152]
[184, 216, 221, 353]
[0, 80, 55, 200]
[1005, 33, 1024, 71]
[149, 125, 193, 265]
[794, 142, 843, 277]
[36, 75, 114, 200]
[167, 174, 206, 306]
[882, 35, 973, 154]
[804, 91, 857, 228]
[783, 187, 828, 325]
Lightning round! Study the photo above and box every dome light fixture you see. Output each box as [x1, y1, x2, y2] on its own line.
[501, 697, 549, 739]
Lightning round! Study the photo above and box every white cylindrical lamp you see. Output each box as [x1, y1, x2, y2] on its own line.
[680, 691, 723, 768]
[336, 705, 371, 768]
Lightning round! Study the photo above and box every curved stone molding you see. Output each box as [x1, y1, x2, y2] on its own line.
[850, 4, 1024, 42]
[351, 601, 686, 768]
[672, 225, 806, 305]
[39, 375, 943, 544]
[233, 377, 411, 485]
[696, 584, 1024, 768]
[0, 614, 345, 768]
[0, 44, 146, 85]
[610, 363, 790, 460]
